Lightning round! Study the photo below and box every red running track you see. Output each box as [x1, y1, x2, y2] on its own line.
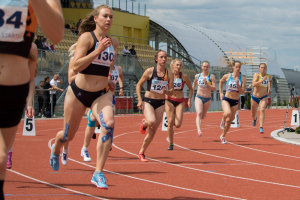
[4, 109, 300, 199]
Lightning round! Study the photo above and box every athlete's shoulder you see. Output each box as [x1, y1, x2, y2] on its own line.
[111, 37, 119, 49]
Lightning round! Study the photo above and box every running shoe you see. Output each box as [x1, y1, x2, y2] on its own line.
[91, 171, 108, 189]
[92, 132, 96, 139]
[138, 152, 148, 162]
[50, 144, 59, 171]
[81, 148, 91, 162]
[7, 151, 12, 169]
[220, 120, 225, 130]
[167, 144, 173, 150]
[253, 117, 257, 127]
[220, 136, 227, 144]
[140, 119, 147, 134]
[198, 130, 203, 137]
[259, 127, 264, 134]
[61, 148, 69, 166]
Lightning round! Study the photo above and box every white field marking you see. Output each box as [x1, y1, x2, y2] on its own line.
[8, 170, 108, 200]
[45, 134, 245, 200]
[67, 157, 245, 200]
[113, 132, 300, 189]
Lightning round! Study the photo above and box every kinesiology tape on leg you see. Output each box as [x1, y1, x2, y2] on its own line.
[88, 110, 96, 127]
[59, 123, 69, 143]
[99, 111, 114, 143]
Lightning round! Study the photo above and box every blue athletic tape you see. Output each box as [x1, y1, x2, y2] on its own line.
[112, 95, 116, 106]
[59, 123, 69, 143]
[99, 111, 114, 143]
[88, 110, 96, 127]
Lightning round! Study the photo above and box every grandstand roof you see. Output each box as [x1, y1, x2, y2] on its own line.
[281, 68, 300, 93]
[150, 18, 286, 78]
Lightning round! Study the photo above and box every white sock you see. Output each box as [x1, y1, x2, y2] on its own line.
[63, 147, 68, 153]
[82, 146, 87, 151]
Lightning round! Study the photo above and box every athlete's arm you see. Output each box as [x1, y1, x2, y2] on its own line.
[252, 73, 264, 87]
[219, 74, 229, 100]
[136, 68, 152, 109]
[268, 75, 272, 96]
[68, 57, 76, 85]
[30, 0, 64, 44]
[192, 74, 198, 91]
[25, 43, 38, 118]
[207, 74, 217, 92]
[164, 70, 174, 96]
[183, 73, 193, 107]
[237, 76, 246, 94]
[73, 33, 112, 73]
[117, 66, 124, 96]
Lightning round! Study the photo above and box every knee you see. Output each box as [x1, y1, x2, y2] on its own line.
[174, 124, 181, 128]
[223, 112, 231, 119]
[196, 112, 203, 119]
[0, 151, 7, 170]
[147, 120, 156, 128]
[104, 119, 114, 128]
[260, 107, 266, 113]
[202, 114, 207, 119]
[167, 118, 174, 126]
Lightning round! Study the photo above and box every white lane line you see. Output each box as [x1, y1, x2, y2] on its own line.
[8, 170, 108, 200]
[113, 132, 300, 189]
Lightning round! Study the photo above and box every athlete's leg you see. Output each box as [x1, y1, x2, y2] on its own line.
[139, 104, 165, 154]
[165, 100, 175, 144]
[195, 97, 204, 132]
[91, 91, 114, 173]
[174, 102, 185, 128]
[251, 98, 259, 121]
[259, 98, 267, 128]
[202, 100, 211, 120]
[220, 100, 232, 138]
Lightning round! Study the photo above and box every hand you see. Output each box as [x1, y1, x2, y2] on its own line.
[203, 78, 208, 86]
[188, 99, 192, 108]
[25, 106, 35, 118]
[119, 89, 123, 96]
[108, 80, 116, 92]
[137, 100, 143, 110]
[162, 87, 167, 95]
[262, 76, 267, 81]
[61, 89, 64, 92]
[97, 36, 111, 53]
[268, 90, 271, 96]
[220, 93, 224, 101]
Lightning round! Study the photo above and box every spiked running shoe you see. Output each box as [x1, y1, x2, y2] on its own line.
[220, 120, 225, 130]
[50, 144, 59, 171]
[7, 151, 12, 169]
[167, 144, 173, 150]
[81, 148, 91, 162]
[61, 148, 69, 166]
[220, 136, 227, 144]
[198, 130, 203, 137]
[140, 119, 147, 134]
[259, 127, 264, 134]
[92, 132, 96, 139]
[253, 117, 257, 127]
[91, 172, 108, 189]
[138, 152, 148, 162]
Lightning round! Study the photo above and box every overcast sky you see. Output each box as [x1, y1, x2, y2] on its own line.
[94, 0, 300, 70]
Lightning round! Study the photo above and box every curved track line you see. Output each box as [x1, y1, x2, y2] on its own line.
[113, 132, 300, 189]
[8, 170, 107, 199]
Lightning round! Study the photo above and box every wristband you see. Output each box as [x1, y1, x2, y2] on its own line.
[120, 87, 124, 89]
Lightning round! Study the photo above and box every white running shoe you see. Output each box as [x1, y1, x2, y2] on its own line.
[220, 120, 225, 130]
[198, 130, 203, 137]
[220, 136, 226, 144]
[61, 148, 69, 165]
[81, 148, 91, 162]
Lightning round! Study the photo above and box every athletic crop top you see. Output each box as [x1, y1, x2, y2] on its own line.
[174, 72, 184, 91]
[109, 65, 119, 85]
[257, 74, 269, 88]
[197, 73, 212, 88]
[79, 32, 114, 77]
[147, 67, 168, 94]
[0, 0, 38, 58]
[226, 73, 242, 93]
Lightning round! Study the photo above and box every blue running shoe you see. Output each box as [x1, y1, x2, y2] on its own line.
[259, 127, 264, 134]
[91, 172, 108, 189]
[252, 117, 257, 127]
[50, 144, 59, 171]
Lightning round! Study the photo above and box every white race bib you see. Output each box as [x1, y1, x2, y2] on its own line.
[150, 79, 168, 94]
[110, 70, 119, 84]
[0, 0, 28, 42]
[198, 77, 208, 88]
[174, 78, 182, 90]
[92, 43, 114, 66]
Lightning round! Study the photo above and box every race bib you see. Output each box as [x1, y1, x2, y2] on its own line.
[92, 43, 114, 66]
[110, 70, 119, 84]
[198, 77, 207, 88]
[0, 0, 28, 42]
[174, 78, 182, 90]
[150, 79, 168, 94]
[227, 79, 240, 92]
[260, 77, 269, 87]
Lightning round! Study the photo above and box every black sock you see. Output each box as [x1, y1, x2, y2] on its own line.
[0, 180, 4, 200]
[260, 127, 263, 129]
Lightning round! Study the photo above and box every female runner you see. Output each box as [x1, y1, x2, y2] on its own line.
[50, 5, 119, 189]
[136, 50, 174, 161]
[192, 61, 216, 136]
[251, 63, 272, 133]
[165, 59, 193, 150]
[0, 0, 63, 197]
[219, 61, 246, 144]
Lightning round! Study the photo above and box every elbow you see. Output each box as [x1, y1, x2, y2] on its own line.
[51, 33, 64, 45]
